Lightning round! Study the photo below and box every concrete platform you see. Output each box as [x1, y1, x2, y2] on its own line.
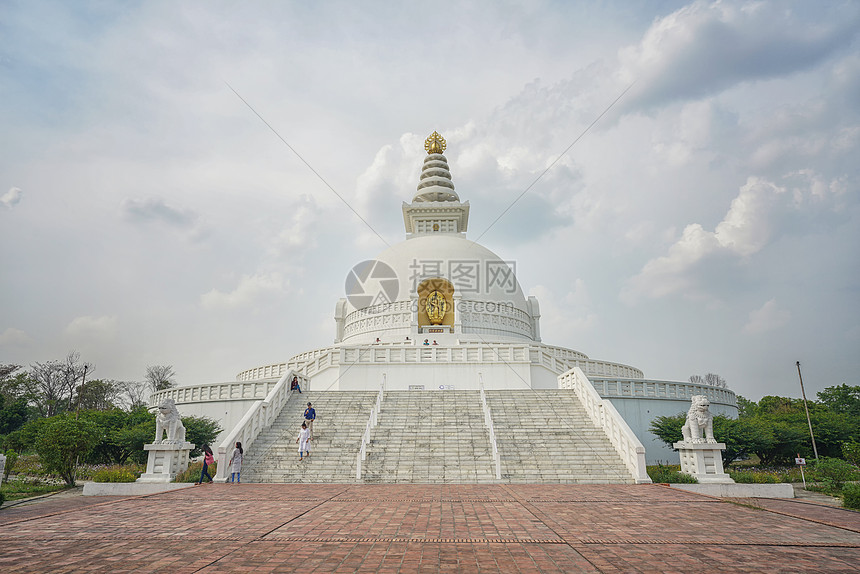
[1, 483, 858, 572]
[81, 481, 195, 496]
[670, 482, 795, 498]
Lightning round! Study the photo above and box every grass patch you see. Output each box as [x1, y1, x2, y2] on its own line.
[91, 464, 144, 483]
[728, 470, 780, 484]
[1, 477, 69, 502]
[647, 464, 697, 484]
[726, 464, 805, 483]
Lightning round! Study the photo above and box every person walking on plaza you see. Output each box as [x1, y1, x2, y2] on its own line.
[304, 402, 316, 438]
[228, 441, 243, 483]
[296, 422, 311, 460]
[195, 445, 215, 485]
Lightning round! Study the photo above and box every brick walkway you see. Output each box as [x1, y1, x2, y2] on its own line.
[1, 484, 859, 572]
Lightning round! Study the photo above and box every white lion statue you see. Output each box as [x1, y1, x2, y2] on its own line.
[154, 398, 186, 444]
[681, 395, 717, 444]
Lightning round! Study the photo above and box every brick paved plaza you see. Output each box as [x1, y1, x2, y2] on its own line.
[1, 484, 859, 572]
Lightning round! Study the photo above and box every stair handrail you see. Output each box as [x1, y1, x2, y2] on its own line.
[214, 370, 306, 482]
[478, 377, 502, 480]
[356, 374, 385, 480]
[559, 367, 651, 483]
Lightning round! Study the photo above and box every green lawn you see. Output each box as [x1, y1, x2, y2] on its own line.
[1, 478, 70, 502]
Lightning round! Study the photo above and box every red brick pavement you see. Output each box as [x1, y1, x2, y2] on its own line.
[1, 484, 858, 573]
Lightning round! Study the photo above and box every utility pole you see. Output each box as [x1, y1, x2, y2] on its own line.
[796, 361, 819, 460]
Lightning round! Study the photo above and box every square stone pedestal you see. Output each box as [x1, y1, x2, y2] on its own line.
[137, 442, 195, 483]
[673, 441, 734, 484]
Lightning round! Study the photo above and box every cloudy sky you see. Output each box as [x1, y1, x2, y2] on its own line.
[1, 0, 858, 400]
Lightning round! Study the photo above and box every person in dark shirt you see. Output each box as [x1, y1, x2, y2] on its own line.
[290, 375, 302, 393]
[304, 402, 316, 438]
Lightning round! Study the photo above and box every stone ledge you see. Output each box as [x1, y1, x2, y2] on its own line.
[82, 482, 196, 496]
[670, 483, 795, 498]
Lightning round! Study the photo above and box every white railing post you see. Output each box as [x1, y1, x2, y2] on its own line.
[356, 374, 386, 481]
[479, 376, 502, 481]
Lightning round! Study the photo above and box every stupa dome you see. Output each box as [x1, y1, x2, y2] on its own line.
[337, 132, 538, 344]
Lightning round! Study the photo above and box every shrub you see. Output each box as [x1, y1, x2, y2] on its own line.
[647, 464, 698, 484]
[91, 465, 143, 483]
[174, 460, 218, 483]
[843, 441, 860, 468]
[0, 488, 5, 505]
[810, 457, 860, 490]
[729, 470, 780, 484]
[35, 415, 100, 486]
[10, 454, 45, 476]
[4, 449, 18, 481]
[843, 483, 860, 510]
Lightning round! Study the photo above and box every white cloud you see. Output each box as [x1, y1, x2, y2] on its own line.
[619, 1, 860, 110]
[744, 299, 791, 333]
[0, 327, 32, 346]
[200, 274, 286, 310]
[1, 187, 23, 209]
[121, 197, 198, 229]
[623, 177, 785, 301]
[64, 315, 118, 339]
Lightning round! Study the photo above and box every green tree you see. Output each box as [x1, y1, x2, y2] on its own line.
[817, 384, 860, 418]
[182, 415, 222, 458]
[73, 379, 122, 411]
[83, 407, 155, 465]
[35, 414, 100, 486]
[713, 416, 774, 465]
[736, 395, 758, 418]
[0, 395, 30, 434]
[649, 413, 686, 446]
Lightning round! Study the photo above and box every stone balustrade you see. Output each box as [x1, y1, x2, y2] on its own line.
[213, 370, 299, 482]
[559, 367, 651, 484]
[589, 378, 737, 407]
[235, 342, 642, 383]
[150, 380, 280, 406]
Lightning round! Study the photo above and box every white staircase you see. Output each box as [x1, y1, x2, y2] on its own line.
[242, 389, 636, 484]
[361, 391, 497, 483]
[487, 389, 633, 483]
[242, 391, 378, 483]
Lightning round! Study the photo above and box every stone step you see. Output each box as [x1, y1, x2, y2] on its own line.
[243, 389, 635, 484]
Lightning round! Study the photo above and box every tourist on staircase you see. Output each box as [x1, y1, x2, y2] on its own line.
[296, 422, 311, 461]
[304, 402, 316, 438]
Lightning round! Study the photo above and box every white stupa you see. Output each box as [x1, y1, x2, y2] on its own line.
[167, 131, 738, 465]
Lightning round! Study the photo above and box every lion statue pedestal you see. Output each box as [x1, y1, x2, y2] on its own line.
[137, 442, 195, 483]
[137, 398, 195, 484]
[673, 395, 734, 484]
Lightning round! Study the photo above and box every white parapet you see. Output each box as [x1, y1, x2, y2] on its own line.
[0, 453, 5, 486]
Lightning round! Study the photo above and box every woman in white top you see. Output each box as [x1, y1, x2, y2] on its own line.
[296, 423, 311, 460]
[228, 441, 243, 483]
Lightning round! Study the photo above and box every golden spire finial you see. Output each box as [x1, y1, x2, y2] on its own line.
[424, 131, 446, 155]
